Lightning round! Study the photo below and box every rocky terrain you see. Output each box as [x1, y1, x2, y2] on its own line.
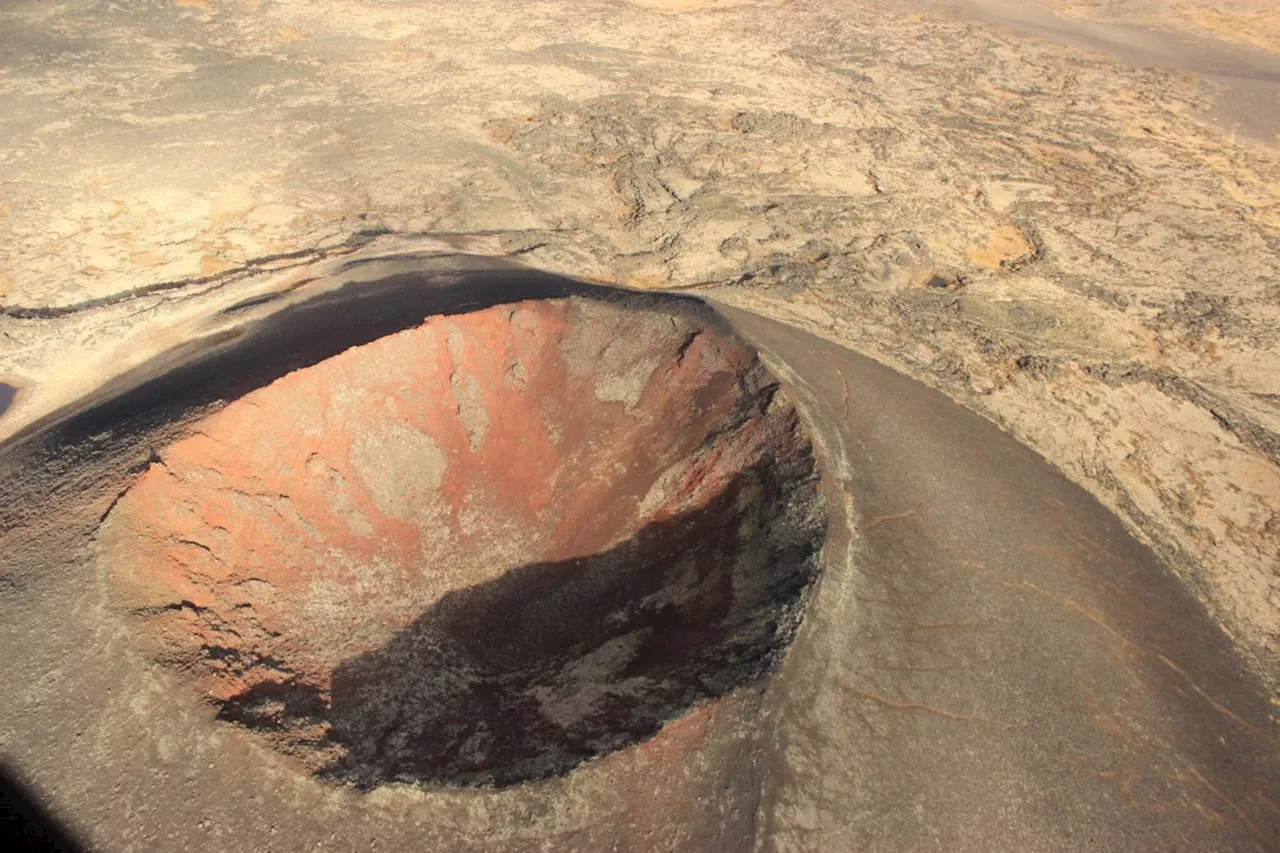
[0, 1, 1279, 849]
[1, 0, 1276, 676]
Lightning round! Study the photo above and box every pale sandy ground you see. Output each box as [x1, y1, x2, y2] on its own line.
[942, 0, 1280, 140]
[0, 0, 1277, 680]
[1045, 0, 1280, 55]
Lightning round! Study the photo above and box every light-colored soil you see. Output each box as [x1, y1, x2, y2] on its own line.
[0, 0, 1276, 677]
[1045, 0, 1280, 55]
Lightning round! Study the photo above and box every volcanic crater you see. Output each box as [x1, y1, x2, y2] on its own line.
[99, 294, 827, 788]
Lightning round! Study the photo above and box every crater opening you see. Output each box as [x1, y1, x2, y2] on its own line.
[101, 293, 826, 788]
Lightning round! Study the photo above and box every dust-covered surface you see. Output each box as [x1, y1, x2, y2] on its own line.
[0, 0, 1279, 848]
[1033, 0, 1280, 55]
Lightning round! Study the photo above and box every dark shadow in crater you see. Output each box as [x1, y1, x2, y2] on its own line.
[0, 765, 84, 853]
[220, 460, 824, 789]
[0, 384, 16, 419]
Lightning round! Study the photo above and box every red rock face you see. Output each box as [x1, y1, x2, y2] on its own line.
[102, 295, 825, 787]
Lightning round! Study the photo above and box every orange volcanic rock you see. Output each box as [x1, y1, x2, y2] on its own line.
[101, 295, 825, 787]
